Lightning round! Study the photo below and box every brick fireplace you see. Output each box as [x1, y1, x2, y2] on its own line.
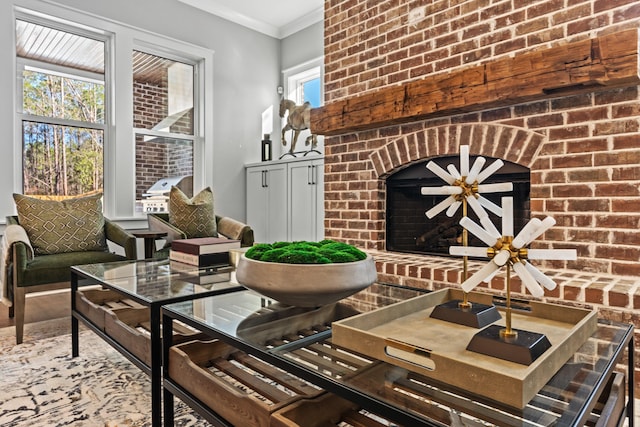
[314, 1, 640, 390]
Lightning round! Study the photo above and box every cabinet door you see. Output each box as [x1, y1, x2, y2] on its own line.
[289, 160, 323, 241]
[246, 164, 287, 243]
[246, 167, 269, 243]
[313, 159, 324, 240]
[264, 164, 288, 242]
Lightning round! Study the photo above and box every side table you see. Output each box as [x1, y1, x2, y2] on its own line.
[133, 230, 168, 259]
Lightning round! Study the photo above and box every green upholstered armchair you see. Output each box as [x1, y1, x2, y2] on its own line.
[6, 215, 137, 344]
[147, 213, 254, 258]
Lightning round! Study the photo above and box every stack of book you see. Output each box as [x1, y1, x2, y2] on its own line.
[170, 261, 234, 285]
[169, 237, 241, 267]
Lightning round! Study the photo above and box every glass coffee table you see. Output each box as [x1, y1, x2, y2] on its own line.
[161, 284, 634, 427]
[70, 259, 244, 427]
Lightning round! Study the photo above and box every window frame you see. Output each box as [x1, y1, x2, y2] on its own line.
[283, 57, 323, 107]
[131, 44, 201, 212]
[12, 6, 213, 224]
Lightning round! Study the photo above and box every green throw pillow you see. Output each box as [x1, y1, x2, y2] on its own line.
[168, 186, 217, 238]
[13, 193, 107, 255]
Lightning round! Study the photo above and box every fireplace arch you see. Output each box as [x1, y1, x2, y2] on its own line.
[368, 123, 545, 180]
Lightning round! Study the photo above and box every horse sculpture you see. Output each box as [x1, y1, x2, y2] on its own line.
[279, 99, 318, 155]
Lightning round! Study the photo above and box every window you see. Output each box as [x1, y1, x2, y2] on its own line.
[133, 50, 196, 212]
[13, 9, 211, 221]
[286, 64, 321, 107]
[16, 19, 106, 197]
[282, 58, 323, 154]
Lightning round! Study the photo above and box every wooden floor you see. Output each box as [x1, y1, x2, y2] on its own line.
[0, 290, 70, 328]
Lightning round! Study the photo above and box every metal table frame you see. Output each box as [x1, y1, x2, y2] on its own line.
[161, 288, 634, 427]
[70, 260, 243, 427]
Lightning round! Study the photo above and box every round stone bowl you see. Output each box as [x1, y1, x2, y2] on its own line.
[235, 254, 378, 307]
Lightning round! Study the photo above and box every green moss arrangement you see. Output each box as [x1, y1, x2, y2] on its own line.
[245, 240, 367, 264]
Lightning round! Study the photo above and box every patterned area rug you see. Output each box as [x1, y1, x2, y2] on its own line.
[0, 318, 205, 426]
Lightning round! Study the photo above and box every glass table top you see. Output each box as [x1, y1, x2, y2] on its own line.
[72, 259, 241, 303]
[163, 283, 632, 426]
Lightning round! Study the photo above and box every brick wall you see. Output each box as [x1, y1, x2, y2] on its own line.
[133, 79, 193, 199]
[322, 0, 640, 392]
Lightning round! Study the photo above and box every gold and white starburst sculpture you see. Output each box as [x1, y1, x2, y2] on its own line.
[421, 145, 512, 315]
[450, 196, 577, 337]
[421, 145, 513, 220]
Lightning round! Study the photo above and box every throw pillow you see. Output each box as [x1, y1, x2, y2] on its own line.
[168, 186, 218, 238]
[13, 193, 107, 255]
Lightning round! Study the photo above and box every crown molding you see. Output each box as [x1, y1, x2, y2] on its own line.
[178, 0, 322, 39]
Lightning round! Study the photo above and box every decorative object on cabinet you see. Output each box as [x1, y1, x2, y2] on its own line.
[279, 98, 319, 158]
[261, 133, 272, 161]
[236, 240, 377, 307]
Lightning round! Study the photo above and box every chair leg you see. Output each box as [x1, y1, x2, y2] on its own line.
[14, 287, 25, 345]
[8, 305, 14, 318]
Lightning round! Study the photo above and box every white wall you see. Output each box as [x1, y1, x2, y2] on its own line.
[0, 0, 283, 225]
[281, 21, 324, 72]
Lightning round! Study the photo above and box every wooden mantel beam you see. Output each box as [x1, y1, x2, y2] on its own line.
[311, 29, 640, 136]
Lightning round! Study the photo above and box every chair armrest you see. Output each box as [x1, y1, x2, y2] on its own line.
[216, 216, 254, 247]
[3, 220, 33, 282]
[105, 219, 137, 260]
[10, 242, 31, 280]
[147, 213, 186, 246]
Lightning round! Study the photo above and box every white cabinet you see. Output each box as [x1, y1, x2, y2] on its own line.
[246, 163, 287, 243]
[288, 159, 324, 242]
[246, 157, 324, 243]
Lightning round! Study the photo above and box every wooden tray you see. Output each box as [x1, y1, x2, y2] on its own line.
[75, 288, 144, 331]
[271, 392, 395, 427]
[104, 307, 207, 366]
[169, 339, 323, 427]
[332, 288, 598, 409]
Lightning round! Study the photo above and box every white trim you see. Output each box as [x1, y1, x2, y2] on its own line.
[282, 56, 324, 75]
[177, 0, 322, 39]
[283, 57, 323, 106]
[279, 7, 323, 39]
[20, 59, 105, 85]
[20, 114, 107, 131]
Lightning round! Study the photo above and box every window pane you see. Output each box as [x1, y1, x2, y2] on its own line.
[135, 134, 193, 213]
[16, 20, 105, 74]
[133, 51, 194, 135]
[302, 77, 321, 107]
[18, 19, 105, 198]
[22, 70, 104, 123]
[22, 121, 103, 197]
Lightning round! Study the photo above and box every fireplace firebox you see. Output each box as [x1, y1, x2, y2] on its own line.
[386, 156, 530, 257]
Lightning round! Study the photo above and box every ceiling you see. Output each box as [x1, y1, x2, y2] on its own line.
[16, 1, 324, 82]
[177, 0, 324, 39]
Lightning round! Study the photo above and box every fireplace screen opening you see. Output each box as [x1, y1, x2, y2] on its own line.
[386, 156, 530, 257]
